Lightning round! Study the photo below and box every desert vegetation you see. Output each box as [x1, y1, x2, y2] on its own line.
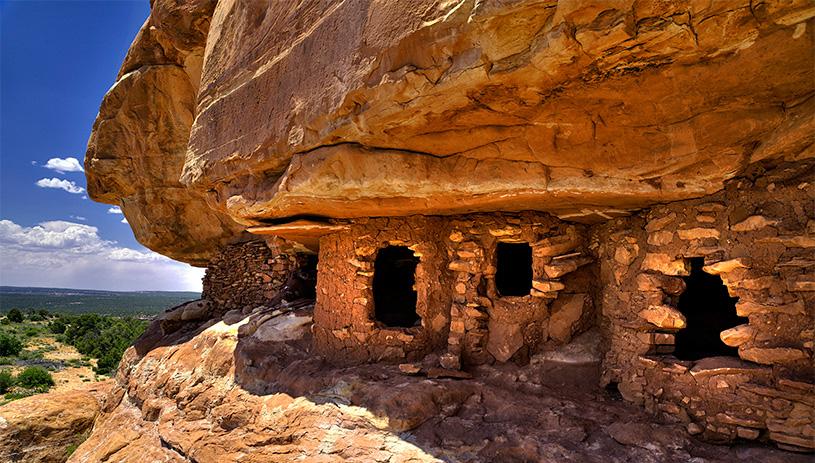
[0, 307, 149, 404]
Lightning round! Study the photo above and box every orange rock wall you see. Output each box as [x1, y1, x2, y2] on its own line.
[202, 238, 304, 313]
[313, 217, 453, 363]
[312, 212, 596, 365]
[595, 161, 814, 451]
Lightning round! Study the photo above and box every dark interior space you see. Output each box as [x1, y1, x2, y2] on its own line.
[373, 246, 420, 328]
[270, 254, 318, 306]
[495, 242, 533, 296]
[674, 257, 745, 360]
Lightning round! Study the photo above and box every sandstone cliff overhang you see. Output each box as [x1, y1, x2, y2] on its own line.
[86, 0, 815, 262]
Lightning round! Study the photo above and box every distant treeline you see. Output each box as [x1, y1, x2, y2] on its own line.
[0, 286, 200, 318]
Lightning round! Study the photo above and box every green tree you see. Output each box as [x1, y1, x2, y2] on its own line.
[50, 319, 67, 334]
[0, 370, 13, 393]
[16, 366, 54, 390]
[7, 308, 23, 323]
[0, 334, 23, 357]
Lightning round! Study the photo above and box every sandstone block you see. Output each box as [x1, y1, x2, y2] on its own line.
[548, 293, 588, 342]
[654, 333, 675, 345]
[398, 363, 422, 375]
[695, 202, 726, 213]
[645, 213, 676, 232]
[736, 426, 761, 439]
[735, 300, 805, 316]
[532, 279, 565, 292]
[733, 276, 775, 290]
[489, 225, 521, 237]
[448, 260, 479, 274]
[788, 275, 815, 291]
[533, 234, 580, 257]
[636, 273, 686, 295]
[487, 321, 524, 363]
[614, 243, 640, 265]
[638, 305, 686, 330]
[641, 254, 690, 276]
[720, 324, 757, 347]
[739, 346, 807, 365]
[757, 236, 815, 248]
[703, 258, 751, 275]
[677, 228, 721, 240]
[647, 230, 674, 246]
[768, 432, 814, 450]
[439, 353, 461, 370]
[544, 255, 592, 278]
[731, 215, 780, 231]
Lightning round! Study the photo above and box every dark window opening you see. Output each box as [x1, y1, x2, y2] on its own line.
[495, 242, 533, 297]
[373, 246, 420, 328]
[674, 257, 745, 361]
[270, 254, 318, 305]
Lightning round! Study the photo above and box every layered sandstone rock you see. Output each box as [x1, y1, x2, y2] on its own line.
[60, 306, 811, 463]
[0, 382, 111, 463]
[85, 0, 240, 265]
[86, 0, 814, 263]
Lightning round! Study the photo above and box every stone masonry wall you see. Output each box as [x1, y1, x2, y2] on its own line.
[202, 236, 304, 313]
[312, 212, 597, 366]
[596, 161, 814, 452]
[442, 212, 594, 368]
[313, 216, 452, 364]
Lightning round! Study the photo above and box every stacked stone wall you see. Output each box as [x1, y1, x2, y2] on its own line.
[313, 216, 452, 363]
[443, 212, 594, 367]
[202, 238, 304, 313]
[312, 212, 597, 366]
[596, 161, 814, 451]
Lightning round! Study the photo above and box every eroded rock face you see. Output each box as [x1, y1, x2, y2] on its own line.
[0, 382, 111, 463]
[185, 0, 814, 225]
[85, 0, 240, 265]
[62, 308, 811, 463]
[87, 0, 815, 262]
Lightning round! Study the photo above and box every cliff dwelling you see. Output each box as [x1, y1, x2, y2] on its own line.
[80, 0, 815, 456]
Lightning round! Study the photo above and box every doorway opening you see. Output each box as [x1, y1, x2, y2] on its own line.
[674, 257, 745, 360]
[496, 242, 533, 296]
[373, 246, 420, 327]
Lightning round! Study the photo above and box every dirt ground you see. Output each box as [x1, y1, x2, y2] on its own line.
[5, 333, 107, 394]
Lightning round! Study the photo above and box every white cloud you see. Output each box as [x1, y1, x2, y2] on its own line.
[35, 178, 85, 194]
[108, 206, 123, 214]
[70, 215, 87, 221]
[31, 161, 37, 166]
[44, 157, 84, 173]
[0, 219, 204, 292]
[121, 218, 128, 224]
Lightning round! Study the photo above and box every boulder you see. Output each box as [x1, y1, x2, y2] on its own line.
[0, 382, 111, 463]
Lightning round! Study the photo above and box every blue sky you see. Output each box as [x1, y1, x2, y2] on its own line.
[0, 0, 205, 292]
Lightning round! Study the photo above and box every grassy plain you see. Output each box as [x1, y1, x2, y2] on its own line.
[0, 286, 200, 317]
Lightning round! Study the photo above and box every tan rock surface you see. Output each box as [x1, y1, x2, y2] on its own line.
[184, 0, 814, 224]
[87, 0, 814, 261]
[61, 308, 810, 463]
[85, 0, 240, 264]
[0, 382, 111, 463]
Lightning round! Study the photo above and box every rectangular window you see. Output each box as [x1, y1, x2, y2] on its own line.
[495, 242, 533, 296]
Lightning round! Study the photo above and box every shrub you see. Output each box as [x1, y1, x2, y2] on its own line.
[24, 326, 39, 337]
[0, 334, 23, 357]
[50, 319, 67, 334]
[0, 370, 13, 393]
[7, 308, 23, 323]
[29, 314, 45, 322]
[16, 366, 54, 390]
[0, 318, 9, 325]
[36, 309, 50, 319]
